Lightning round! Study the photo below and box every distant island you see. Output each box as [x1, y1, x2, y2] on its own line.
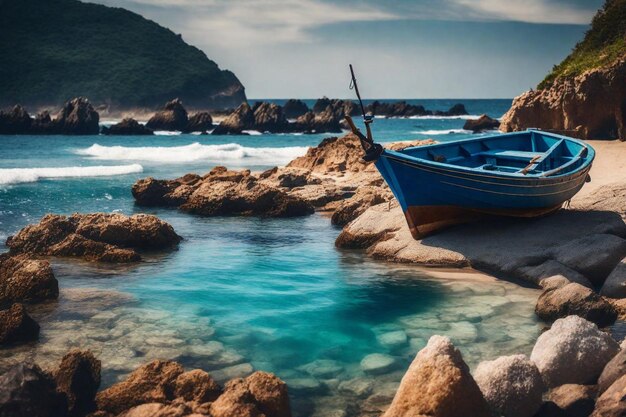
[0, 0, 246, 110]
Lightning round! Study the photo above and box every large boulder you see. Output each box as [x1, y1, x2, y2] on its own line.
[530, 316, 620, 388]
[463, 114, 500, 132]
[548, 384, 598, 417]
[0, 303, 40, 345]
[52, 97, 100, 135]
[0, 363, 67, 417]
[600, 257, 626, 299]
[473, 354, 544, 417]
[173, 369, 222, 403]
[101, 118, 153, 135]
[54, 349, 101, 417]
[500, 57, 626, 140]
[535, 283, 618, 327]
[0, 105, 32, 134]
[590, 375, 626, 417]
[382, 335, 490, 417]
[366, 100, 430, 117]
[96, 360, 185, 414]
[598, 348, 626, 394]
[212, 102, 255, 134]
[282, 99, 309, 119]
[146, 98, 188, 131]
[294, 108, 342, 133]
[253, 102, 290, 133]
[0, 253, 58, 305]
[6, 213, 181, 263]
[287, 134, 370, 173]
[186, 111, 213, 132]
[132, 174, 201, 207]
[210, 371, 291, 417]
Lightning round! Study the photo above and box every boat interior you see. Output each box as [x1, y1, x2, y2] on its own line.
[397, 130, 591, 177]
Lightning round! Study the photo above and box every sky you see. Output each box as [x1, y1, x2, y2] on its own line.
[89, 0, 604, 99]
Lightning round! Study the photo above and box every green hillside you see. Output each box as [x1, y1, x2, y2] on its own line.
[539, 0, 626, 89]
[0, 0, 246, 109]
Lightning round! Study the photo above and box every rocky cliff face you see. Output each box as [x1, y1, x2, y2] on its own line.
[500, 57, 626, 140]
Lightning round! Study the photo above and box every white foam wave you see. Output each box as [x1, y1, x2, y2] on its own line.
[0, 164, 144, 185]
[412, 129, 471, 135]
[242, 130, 263, 136]
[75, 143, 309, 165]
[154, 131, 182, 136]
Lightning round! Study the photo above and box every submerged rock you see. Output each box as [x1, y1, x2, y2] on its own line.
[6, 213, 181, 263]
[146, 98, 189, 131]
[54, 349, 101, 417]
[101, 118, 153, 135]
[0, 253, 58, 305]
[212, 102, 255, 134]
[535, 282, 618, 327]
[474, 354, 544, 417]
[530, 316, 620, 388]
[463, 114, 500, 132]
[360, 353, 397, 375]
[0, 363, 67, 417]
[383, 335, 490, 417]
[0, 303, 40, 345]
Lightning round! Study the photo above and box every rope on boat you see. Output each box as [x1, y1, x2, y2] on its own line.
[347, 65, 383, 162]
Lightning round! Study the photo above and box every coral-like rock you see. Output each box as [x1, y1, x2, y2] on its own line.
[54, 349, 101, 417]
[383, 335, 490, 417]
[530, 316, 620, 388]
[173, 369, 221, 403]
[0, 303, 39, 345]
[0, 253, 58, 304]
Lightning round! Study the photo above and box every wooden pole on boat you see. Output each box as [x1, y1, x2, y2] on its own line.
[347, 65, 383, 162]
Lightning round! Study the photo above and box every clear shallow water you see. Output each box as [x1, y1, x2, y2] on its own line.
[0, 99, 547, 416]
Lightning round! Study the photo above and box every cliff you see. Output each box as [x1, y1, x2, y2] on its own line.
[500, 0, 626, 140]
[0, 0, 246, 110]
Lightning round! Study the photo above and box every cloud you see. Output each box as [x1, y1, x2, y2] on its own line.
[449, 0, 597, 24]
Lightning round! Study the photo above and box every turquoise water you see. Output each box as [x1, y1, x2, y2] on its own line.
[0, 99, 546, 416]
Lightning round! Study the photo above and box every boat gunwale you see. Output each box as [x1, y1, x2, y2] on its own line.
[382, 130, 595, 181]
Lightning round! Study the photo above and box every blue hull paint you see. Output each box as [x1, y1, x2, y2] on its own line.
[373, 130, 595, 237]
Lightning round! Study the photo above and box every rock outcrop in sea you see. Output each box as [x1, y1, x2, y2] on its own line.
[6, 213, 181, 263]
[0, 253, 58, 305]
[101, 118, 154, 135]
[464, 114, 500, 132]
[146, 98, 189, 132]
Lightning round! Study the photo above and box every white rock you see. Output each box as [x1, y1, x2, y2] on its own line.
[474, 354, 544, 417]
[360, 353, 397, 375]
[377, 331, 408, 349]
[530, 315, 620, 388]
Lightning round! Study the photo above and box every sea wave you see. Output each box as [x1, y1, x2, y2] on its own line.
[412, 129, 472, 135]
[0, 164, 144, 185]
[409, 115, 482, 120]
[75, 142, 309, 165]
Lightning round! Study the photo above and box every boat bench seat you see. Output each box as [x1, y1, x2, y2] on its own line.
[477, 150, 543, 161]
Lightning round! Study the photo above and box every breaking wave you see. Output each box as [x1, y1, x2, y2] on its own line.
[0, 164, 144, 185]
[75, 142, 309, 165]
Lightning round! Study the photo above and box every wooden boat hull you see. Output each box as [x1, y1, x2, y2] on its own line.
[374, 131, 594, 239]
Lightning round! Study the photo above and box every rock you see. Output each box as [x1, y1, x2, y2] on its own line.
[0, 363, 67, 417]
[366, 100, 429, 117]
[590, 375, 626, 417]
[146, 98, 189, 131]
[186, 112, 213, 132]
[360, 353, 397, 375]
[313, 98, 358, 119]
[463, 114, 500, 132]
[441, 103, 468, 116]
[385, 138, 437, 151]
[96, 360, 185, 414]
[534, 401, 568, 417]
[383, 335, 490, 417]
[600, 257, 626, 299]
[54, 349, 101, 417]
[210, 371, 291, 417]
[0, 303, 39, 345]
[288, 134, 370, 174]
[274, 169, 311, 188]
[338, 378, 373, 398]
[299, 359, 343, 379]
[376, 330, 408, 349]
[535, 283, 618, 327]
[53, 97, 100, 135]
[331, 186, 391, 226]
[31, 111, 53, 134]
[102, 118, 153, 135]
[212, 102, 255, 134]
[0, 105, 32, 134]
[294, 109, 342, 133]
[6, 213, 181, 263]
[282, 99, 309, 119]
[501, 57, 626, 140]
[173, 369, 221, 403]
[132, 175, 201, 207]
[530, 262, 594, 289]
[548, 384, 597, 417]
[118, 402, 190, 417]
[530, 315, 620, 388]
[598, 348, 626, 394]
[253, 102, 290, 133]
[551, 234, 626, 286]
[0, 253, 58, 304]
[474, 354, 544, 417]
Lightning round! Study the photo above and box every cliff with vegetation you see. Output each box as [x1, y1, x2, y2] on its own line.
[501, 0, 626, 140]
[0, 0, 246, 110]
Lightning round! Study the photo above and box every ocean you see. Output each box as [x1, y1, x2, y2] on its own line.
[0, 99, 544, 416]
